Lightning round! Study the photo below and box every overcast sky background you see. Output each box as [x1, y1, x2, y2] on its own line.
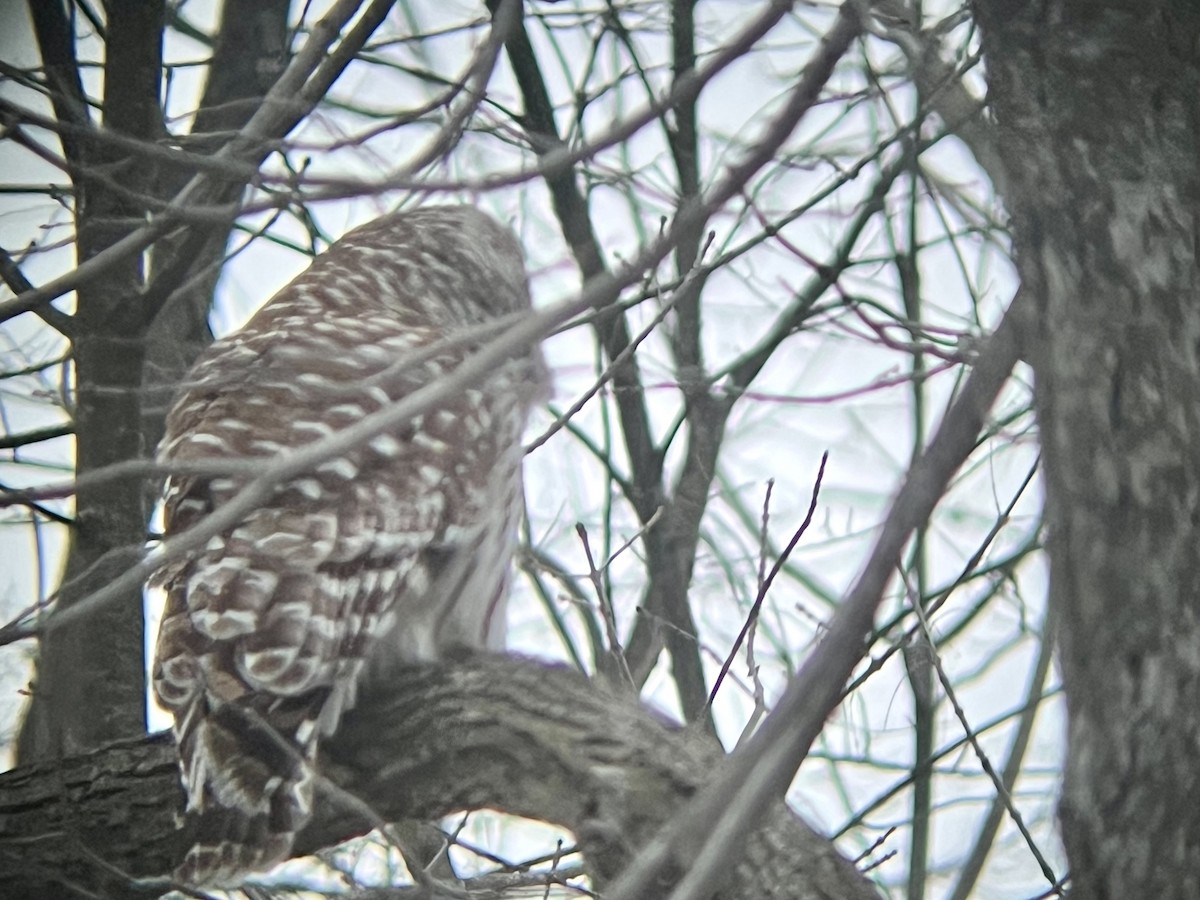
[0, 3, 1058, 896]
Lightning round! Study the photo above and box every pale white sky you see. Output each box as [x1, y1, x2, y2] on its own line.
[0, 3, 1059, 896]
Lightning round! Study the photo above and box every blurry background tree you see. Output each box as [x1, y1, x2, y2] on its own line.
[0, 0, 1195, 898]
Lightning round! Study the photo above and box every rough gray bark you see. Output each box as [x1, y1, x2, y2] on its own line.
[16, 0, 294, 763]
[17, 0, 167, 761]
[973, 2, 1200, 897]
[0, 655, 879, 900]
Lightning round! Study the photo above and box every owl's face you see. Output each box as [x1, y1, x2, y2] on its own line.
[329, 205, 533, 325]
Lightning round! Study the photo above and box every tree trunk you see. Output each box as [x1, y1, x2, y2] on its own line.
[17, 0, 167, 762]
[16, 0, 294, 763]
[973, 2, 1200, 896]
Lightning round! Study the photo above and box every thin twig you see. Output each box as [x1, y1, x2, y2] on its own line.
[707, 454, 827, 714]
[574, 523, 635, 689]
[908, 595, 1063, 893]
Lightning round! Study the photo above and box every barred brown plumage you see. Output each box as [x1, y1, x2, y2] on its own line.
[151, 205, 548, 886]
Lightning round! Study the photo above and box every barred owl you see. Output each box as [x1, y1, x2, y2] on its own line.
[152, 205, 547, 886]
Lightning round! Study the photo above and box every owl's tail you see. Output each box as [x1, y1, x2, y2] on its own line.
[172, 692, 323, 887]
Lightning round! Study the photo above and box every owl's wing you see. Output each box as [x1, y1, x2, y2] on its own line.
[154, 315, 458, 885]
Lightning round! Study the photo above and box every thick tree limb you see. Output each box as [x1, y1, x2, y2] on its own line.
[0, 655, 878, 900]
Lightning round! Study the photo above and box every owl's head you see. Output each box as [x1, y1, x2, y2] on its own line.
[328, 205, 532, 326]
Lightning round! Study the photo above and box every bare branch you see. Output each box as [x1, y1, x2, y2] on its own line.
[607, 282, 1025, 900]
